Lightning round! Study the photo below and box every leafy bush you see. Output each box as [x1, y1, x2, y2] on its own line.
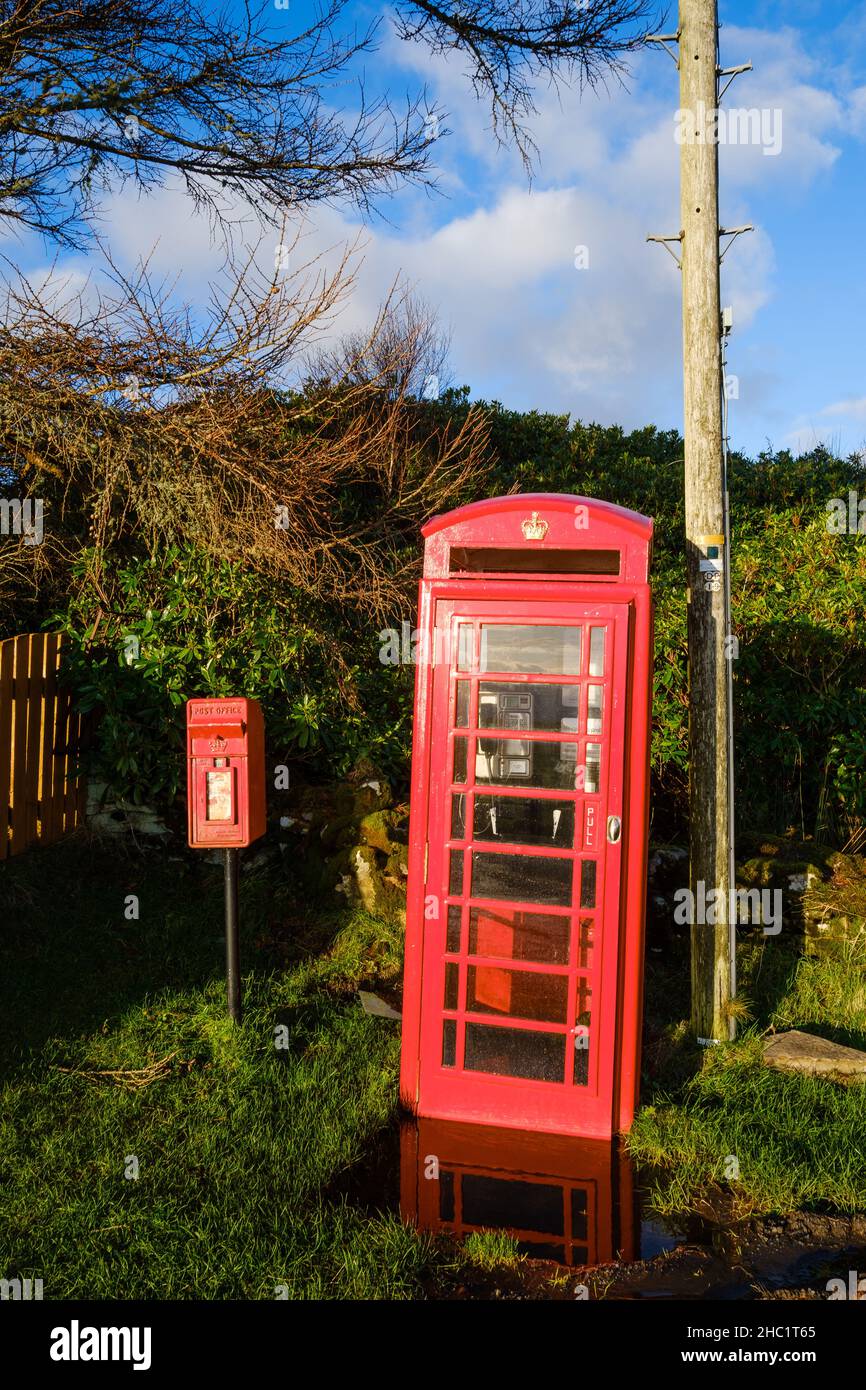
[52, 545, 413, 805]
[43, 404, 866, 845]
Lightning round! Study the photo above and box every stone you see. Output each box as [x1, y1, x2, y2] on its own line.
[763, 1030, 866, 1084]
[86, 780, 170, 838]
[358, 990, 402, 1021]
[358, 809, 402, 853]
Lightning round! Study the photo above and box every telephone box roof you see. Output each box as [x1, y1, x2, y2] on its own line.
[422, 494, 653, 541]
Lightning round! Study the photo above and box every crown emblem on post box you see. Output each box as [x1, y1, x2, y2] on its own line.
[209, 735, 228, 753]
[521, 510, 549, 540]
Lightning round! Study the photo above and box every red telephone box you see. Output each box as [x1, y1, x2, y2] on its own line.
[186, 697, 266, 848]
[400, 495, 653, 1139]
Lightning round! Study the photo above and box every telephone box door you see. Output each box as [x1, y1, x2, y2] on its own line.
[418, 599, 629, 1136]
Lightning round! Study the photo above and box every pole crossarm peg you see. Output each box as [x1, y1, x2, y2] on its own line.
[647, 232, 684, 270]
[718, 224, 754, 263]
[647, 31, 681, 66]
[717, 61, 753, 102]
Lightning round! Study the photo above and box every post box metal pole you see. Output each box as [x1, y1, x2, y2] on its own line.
[224, 847, 242, 1024]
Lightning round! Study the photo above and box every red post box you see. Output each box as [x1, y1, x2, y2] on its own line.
[400, 494, 653, 1139]
[186, 697, 266, 848]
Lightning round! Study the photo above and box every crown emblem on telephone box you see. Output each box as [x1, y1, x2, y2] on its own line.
[521, 511, 549, 540]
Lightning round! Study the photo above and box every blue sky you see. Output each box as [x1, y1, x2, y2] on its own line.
[7, 0, 866, 460]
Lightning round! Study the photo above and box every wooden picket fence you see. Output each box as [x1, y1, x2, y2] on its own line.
[0, 632, 86, 860]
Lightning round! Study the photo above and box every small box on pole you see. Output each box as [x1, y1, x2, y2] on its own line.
[186, 697, 266, 1023]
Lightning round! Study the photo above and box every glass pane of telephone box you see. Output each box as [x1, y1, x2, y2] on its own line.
[588, 627, 605, 677]
[480, 626, 582, 675]
[467, 965, 569, 1024]
[475, 738, 576, 790]
[457, 624, 474, 671]
[471, 851, 573, 907]
[587, 685, 603, 734]
[455, 681, 470, 727]
[446, 905, 463, 953]
[442, 1019, 457, 1068]
[469, 907, 571, 965]
[464, 1023, 565, 1082]
[452, 736, 468, 784]
[580, 860, 597, 909]
[479, 683, 580, 733]
[443, 962, 460, 1010]
[471, 794, 575, 848]
[584, 743, 601, 793]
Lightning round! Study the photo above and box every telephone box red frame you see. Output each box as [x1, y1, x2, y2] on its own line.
[400, 494, 653, 1139]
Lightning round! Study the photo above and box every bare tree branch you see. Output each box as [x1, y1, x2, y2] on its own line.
[394, 0, 658, 167]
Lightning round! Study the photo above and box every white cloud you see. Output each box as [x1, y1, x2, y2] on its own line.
[9, 18, 861, 451]
[821, 397, 866, 421]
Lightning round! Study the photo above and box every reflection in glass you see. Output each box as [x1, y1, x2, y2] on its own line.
[472, 795, 575, 848]
[450, 849, 464, 896]
[471, 851, 573, 907]
[468, 965, 569, 1024]
[439, 1168, 455, 1221]
[444, 961, 460, 1010]
[589, 627, 605, 677]
[580, 860, 597, 909]
[480, 625, 582, 675]
[455, 681, 470, 727]
[457, 624, 473, 671]
[442, 1019, 457, 1067]
[447, 905, 463, 953]
[587, 685, 603, 735]
[464, 1023, 565, 1082]
[400, 1117, 640, 1269]
[585, 743, 601, 794]
[462, 1173, 564, 1236]
[571, 1187, 588, 1242]
[469, 907, 570, 965]
[453, 737, 467, 784]
[574, 1026, 591, 1087]
[577, 917, 594, 969]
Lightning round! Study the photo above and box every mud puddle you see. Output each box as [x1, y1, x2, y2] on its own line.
[330, 1116, 866, 1300]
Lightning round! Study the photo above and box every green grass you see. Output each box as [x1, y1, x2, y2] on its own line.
[4, 835, 866, 1302]
[461, 1230, 523, 1271]
[0, 835, 432, 1299]
[629, 934, 866, 1217]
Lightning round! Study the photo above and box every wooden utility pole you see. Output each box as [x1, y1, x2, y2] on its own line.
[679, 0, 731, 1043]
[649, 0, 754, 1042]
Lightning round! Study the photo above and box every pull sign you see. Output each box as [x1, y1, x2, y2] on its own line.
[607, 815, 622, 844]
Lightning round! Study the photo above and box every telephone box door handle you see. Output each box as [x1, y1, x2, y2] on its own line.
[607, 815, 622, 844]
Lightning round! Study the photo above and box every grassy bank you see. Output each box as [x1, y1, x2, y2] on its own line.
[0, 835, 428, 1299]
[630, 935, 866, 1215]
[3, 834, 866, 1301]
